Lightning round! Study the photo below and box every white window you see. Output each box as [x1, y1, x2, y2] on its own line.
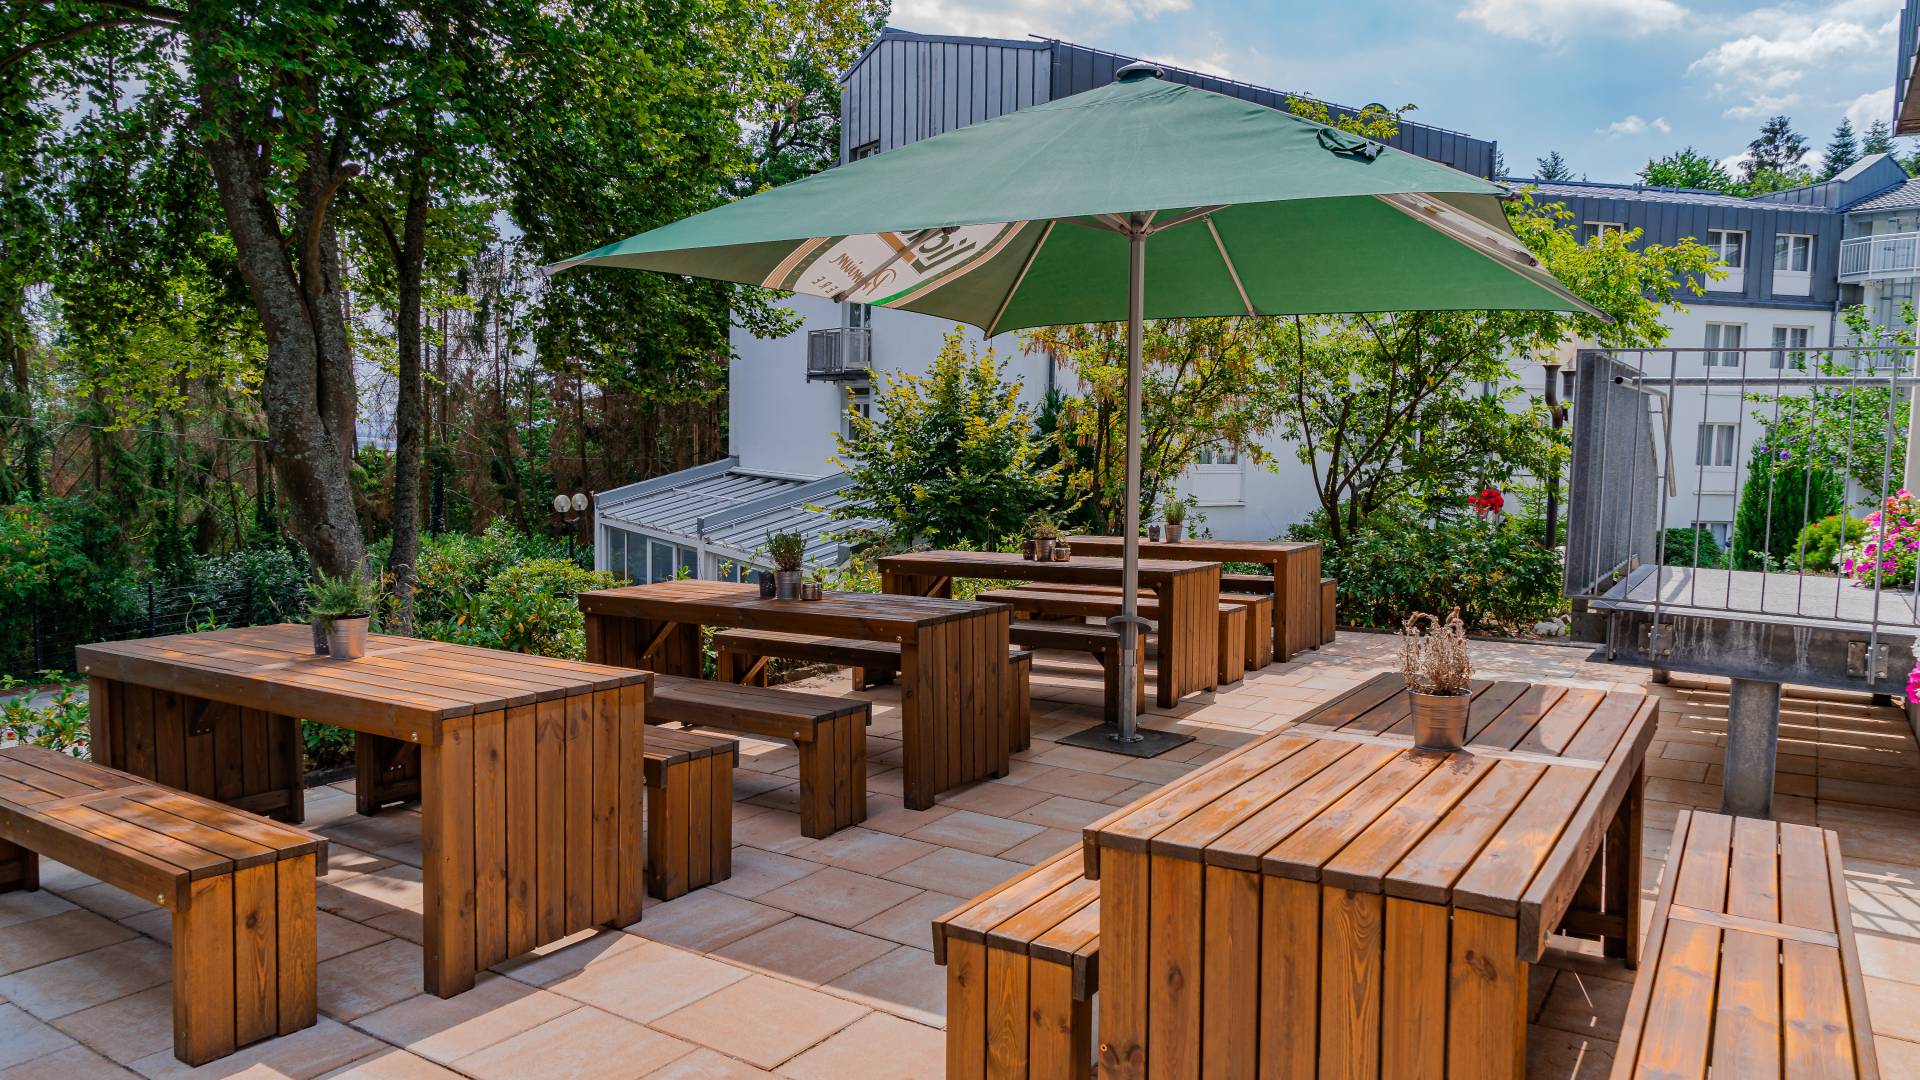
[1194, 447, 1239, 465]
[1705, 323, 1744, 367]
[845, 302, 872, 331]
[1697, 521, 1731, 546]
[1708, 229, 1746, 269]
[1770, 326, 1811, 368]
[1773, 233, 1812, 272]
[850, 141, 879, 161]
[1696, 423, 1737, 468]
[1580, 221, 1625, 243]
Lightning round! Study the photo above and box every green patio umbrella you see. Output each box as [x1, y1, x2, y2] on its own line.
[549, 63, 1600, 752]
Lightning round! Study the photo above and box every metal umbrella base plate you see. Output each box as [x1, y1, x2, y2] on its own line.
[1055, 721, 1194, 758]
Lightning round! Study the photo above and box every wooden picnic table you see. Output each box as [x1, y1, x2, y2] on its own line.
[1083, 671, 1657, 1079]
[877, 549, 1220, 710]
[74, 624, 652, 998]
[1063, 536, 1324, 659]
[579, 581, 1009, 811]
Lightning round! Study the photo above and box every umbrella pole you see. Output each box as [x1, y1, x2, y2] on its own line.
[1116, 217, 1147, 743]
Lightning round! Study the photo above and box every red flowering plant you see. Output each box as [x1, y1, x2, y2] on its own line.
[1838, 490, 1920, 590]
[1467, 487, 1505, 517]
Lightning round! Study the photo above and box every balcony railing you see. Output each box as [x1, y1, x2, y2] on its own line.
[806, 327, 872, 380]
[1839, 232, 1920, 281]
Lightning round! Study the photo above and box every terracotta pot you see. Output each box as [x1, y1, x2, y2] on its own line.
[1410, 690, 1469, 751]
[324, 615, 369, 660]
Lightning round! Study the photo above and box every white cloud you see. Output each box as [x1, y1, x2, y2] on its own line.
[1599, 114, 1672, 137]
[890, 0, 1191, 42]
[1690, 0, 1894, 120]
[1457, 0, 1687, 45]
[1844, 87, 1893, 132]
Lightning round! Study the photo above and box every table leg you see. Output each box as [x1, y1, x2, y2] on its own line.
[0, 838, 37, 894]
[900, 634, 935, 810]
[420, 713, 478, 998]
[1263, 558, 1286, 662]
[1149, 584, 1178, 709]
[1619, 765, 1645, 967]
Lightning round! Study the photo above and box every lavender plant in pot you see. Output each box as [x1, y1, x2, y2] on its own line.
[1401, 609, 1472, 751]
[767, 531, 806, 600]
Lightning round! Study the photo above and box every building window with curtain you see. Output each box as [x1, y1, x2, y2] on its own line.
[1704, 322, 1744, 367]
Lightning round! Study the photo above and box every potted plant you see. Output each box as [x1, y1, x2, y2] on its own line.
[1025, 512, 1059, 561]
[1401, 609, 1472, 751]
[801, 567, 827, 601]
[1146, 522, 1163, 542]
[767, 531, 806, 600]
[306, 568, 379, 660]
[1163, 498, 1187, 543]
[1051, 538, 1072, 561]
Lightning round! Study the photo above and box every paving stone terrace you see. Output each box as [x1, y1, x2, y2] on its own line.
[1, 631, 1918, 1078]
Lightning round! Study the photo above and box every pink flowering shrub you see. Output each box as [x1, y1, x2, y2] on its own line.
[1838, 490, 1920, 589]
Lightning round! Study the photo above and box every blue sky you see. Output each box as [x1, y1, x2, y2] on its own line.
[888, 0, 1912, 182]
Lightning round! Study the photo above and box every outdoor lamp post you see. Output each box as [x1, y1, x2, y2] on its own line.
[552, 492, 589, 562]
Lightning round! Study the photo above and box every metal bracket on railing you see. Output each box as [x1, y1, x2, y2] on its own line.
[1642, 624, 1674, 659]
[1846, 641, 1890, 681]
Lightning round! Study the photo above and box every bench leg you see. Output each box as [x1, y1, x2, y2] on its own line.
[355, 732, 422, 815]
[0, 839, 38, 894]
[946, 939, 987, 1080]
[1030, 957, 1092, 1080]
[716, 648, 768, 687]
[850, 666, 895, 691]
[173, 877, 238, 1066]
[646, 768, 690, 901]
[1008, 655, 1032, 753]
[796, 714, 867, 839]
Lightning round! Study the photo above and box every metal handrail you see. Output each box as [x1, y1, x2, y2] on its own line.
[1839, 232, 1920, 279]
[806, 327, 873, 377]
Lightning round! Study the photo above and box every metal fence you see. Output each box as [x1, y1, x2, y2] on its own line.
[0, 573, 310, 683]
[1565, 344, 1920, 692]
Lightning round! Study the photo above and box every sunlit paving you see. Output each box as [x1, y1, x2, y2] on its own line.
[7, 4, 1920, 1079]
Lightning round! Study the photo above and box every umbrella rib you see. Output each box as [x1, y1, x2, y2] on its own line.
[1207, 216, 1257, 318]
[987, 220, 1055, 338]
[1145, 205, 1228, 235]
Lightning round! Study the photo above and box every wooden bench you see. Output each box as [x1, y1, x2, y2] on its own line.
[981, 586, 1263, 683]
[1221, 571, 1338, 652]
[1007, 621, 1144, 724]
[644, 727, 737, 901]
[0, 745, 323, 1066]
[712, 629, 1036, 752]
[1613, 808, 1879, 1079]
[933, 846, 1099, 1080]
[648, 674, 867, 839]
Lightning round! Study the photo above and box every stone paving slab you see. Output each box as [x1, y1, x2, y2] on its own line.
[0, 630, 1914, 1077]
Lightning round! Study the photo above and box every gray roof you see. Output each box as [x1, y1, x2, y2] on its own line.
[596, 459, 885, 567]
[1505, 179, 1804, 211]
[1844, 178, 1920, 212]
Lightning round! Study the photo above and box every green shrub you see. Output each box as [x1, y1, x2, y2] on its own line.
[1288, 506, 1565, 633]
[417, 556, 620, 660]
[301, 721, 355, 769]
[1727, 441, 1842, 571]
[1793, 514, 1868, 574]
[0, 499, 142, 671]
[1661, 526, 1724, 569]
[406, 521, 570, 625]
[0, 676, 91, 757]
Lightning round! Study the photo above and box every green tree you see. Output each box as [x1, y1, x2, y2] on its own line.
[1639, 147, 1736, 192]
[1535, 150, 1574, 180]
[1821, 118, 1860, 179]
[1752, 303, 1913, 497]
[1744, 115, 1808, 179]
[1735, 167, 1814, 196]
[1862, 118, 1896, 156]
[1264, 192, 1722, 544]
[1728, 439, 1841, 571]
[834, 329, 1059, 549]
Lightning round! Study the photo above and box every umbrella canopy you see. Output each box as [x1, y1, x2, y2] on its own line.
[546, 71, 1601, 331]
[550, 66, 1599, 751]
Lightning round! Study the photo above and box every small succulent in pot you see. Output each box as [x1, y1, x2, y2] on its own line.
[1051, 540, 1071, 561]
[1400, 609, 1472, 750]
[306, 568, 380, 659]
[1163, 497, 1187, 542]
[766, 531, 807, 600]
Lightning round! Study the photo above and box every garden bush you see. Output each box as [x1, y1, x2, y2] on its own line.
[1793, 514, 1868, 574]
[1839, 490, 1920, 588]
[1661, 526, 1724, 569]
[1288, 505, 1565, 633]
[416, 555, 621, 660]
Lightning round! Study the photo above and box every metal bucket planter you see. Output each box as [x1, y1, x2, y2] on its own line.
[1410, 690, 1469, 751]
[325, 616, 370, 660]
[774, 570, 804, 600]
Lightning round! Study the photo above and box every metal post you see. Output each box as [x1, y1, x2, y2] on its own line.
[1722, 677, 1781, 818]
[1115, 217, 1147, 744]
[1543, 361, 1562, 549]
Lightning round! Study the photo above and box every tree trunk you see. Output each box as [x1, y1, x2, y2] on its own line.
[193, 59, 367, 577]
[386, 170, 428, 632]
